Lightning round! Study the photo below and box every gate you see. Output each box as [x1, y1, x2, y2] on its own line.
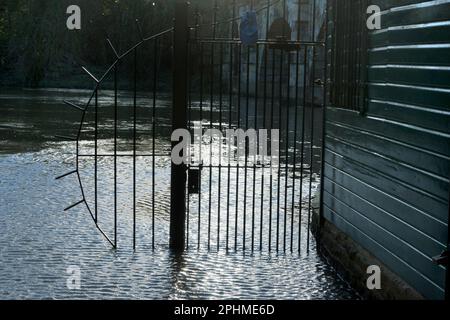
[57, 0, 327, 254]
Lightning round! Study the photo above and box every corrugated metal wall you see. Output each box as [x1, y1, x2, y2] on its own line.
[323, 0, 450, 299]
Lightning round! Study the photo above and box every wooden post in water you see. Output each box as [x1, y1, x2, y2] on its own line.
[170, 0, 189, 251]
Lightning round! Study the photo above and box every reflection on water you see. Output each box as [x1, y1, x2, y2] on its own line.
[0, 88, 358, 299]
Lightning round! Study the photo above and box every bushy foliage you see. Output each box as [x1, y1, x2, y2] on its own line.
[0, 0, 175, 87]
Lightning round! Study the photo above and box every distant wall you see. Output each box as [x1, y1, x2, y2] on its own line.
[230, 0, 326, 97]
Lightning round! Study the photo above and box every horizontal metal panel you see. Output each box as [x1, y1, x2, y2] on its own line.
[368, 65, 450, 89]
[326, 135, 449, 201]
[323, 192, 446, 290]
[380, 1, 450, 28]
[367, 99, 450, 134]
[322, 206, 445, 300]
[324, 177, 446, 254]
[324, 163, 448, 243]
[326, 120, 449, 177]
[376, 0, 433, 11]
[368, 82, 450, 111]
[324, 148, 448, 223]
[327, 108, 450, 156]
[369, 46, 450, 66]
[371, 22, 450, 47]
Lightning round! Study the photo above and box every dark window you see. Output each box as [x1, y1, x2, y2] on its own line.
[329, 0, 369, 113]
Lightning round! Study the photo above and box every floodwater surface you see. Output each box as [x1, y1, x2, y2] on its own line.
[0, 88, 358, 299]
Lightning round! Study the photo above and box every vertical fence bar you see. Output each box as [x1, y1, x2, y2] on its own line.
[252, 44, 259, 252]
[170, 0, 189, 251]
[133, 48, 137, 250]
[298, 46, 308, 253]
[187, 27, 193, 250]
[94, 88, 98, 224]
[345, 0, 350, 109]
[235, 44, 242, 251]
[307, 0, 317, 253]
[260, 42, 267, 250]
[360, 0, 369, 116]
[208, 0, 218, 251]
[276, 48, 283, 253]
[186, 177, 190, 249]
[198, 41, 204, 251]
[248, 0, 256, 254]
[290, 0, 302, 254]
[261, 0, 271, 252]
[356, 0, 362, 111]
[152, 39, 158, 250]
[217, 41, 224, 251]
[337, 1, 343, 107]
[281, 0, 288, 255]
[291, 44, 299, 253]
[226, 17, 235, 252]
[269, 46, 276, 253]
[329, 0, 336, 105]
[114, 64, 118, 249]
[283, 47, 291, 253]
[318, 0, 330, 243]
[198, 41, 204, 250]
[243, 46, 251, 251]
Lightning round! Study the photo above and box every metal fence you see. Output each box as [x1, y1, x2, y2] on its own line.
[329, 0, 368, 113]
[58, 0, 327, 254]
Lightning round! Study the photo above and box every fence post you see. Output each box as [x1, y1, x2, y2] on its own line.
[170, 0, 189, 251]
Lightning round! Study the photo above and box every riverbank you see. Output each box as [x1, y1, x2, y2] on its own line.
[0, 67, 171, 92]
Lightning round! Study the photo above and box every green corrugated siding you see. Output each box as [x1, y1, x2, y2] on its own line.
[324, 0, 450, 299]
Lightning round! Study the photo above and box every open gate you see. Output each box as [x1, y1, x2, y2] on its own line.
[58, 0, 327, 254]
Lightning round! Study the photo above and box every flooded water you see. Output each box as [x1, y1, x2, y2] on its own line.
[0, 88, 358, 300]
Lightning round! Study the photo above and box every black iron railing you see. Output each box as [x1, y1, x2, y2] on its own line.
[57, 0, 328, 254]
[57, 25, 173, 249]
[329, 0, 368, 113]
[184, 0, 326, 253]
